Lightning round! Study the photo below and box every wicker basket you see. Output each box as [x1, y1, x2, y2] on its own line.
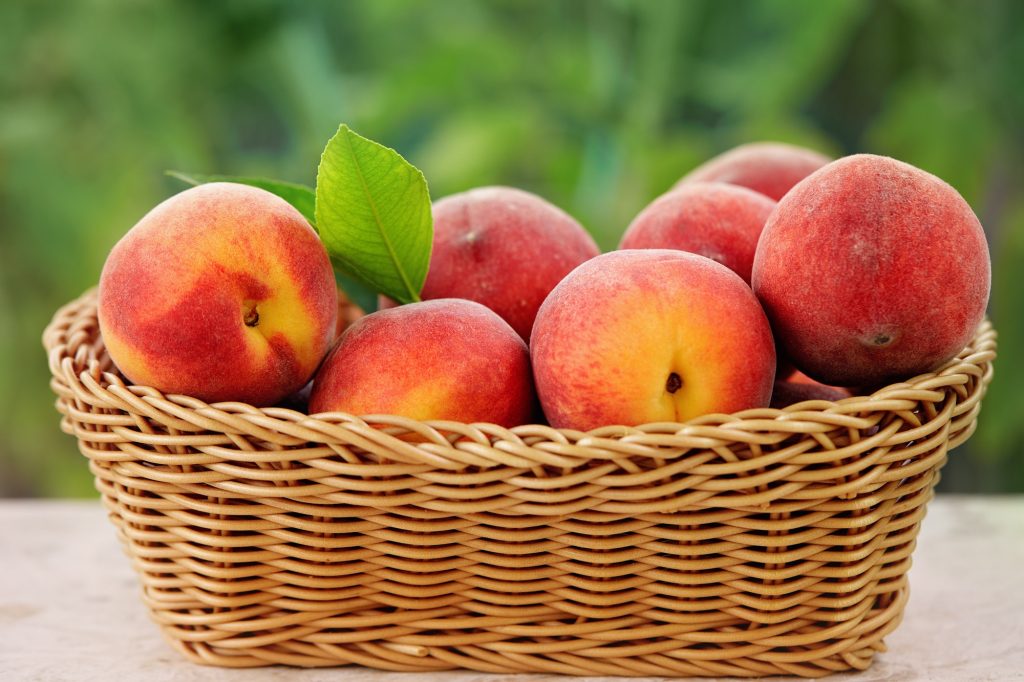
[44, 288, 996, 678]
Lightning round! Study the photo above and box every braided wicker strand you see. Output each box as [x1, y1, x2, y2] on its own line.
[43, 289, 996, 677]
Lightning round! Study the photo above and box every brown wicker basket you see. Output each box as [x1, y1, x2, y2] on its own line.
[44, 288, 996, 678]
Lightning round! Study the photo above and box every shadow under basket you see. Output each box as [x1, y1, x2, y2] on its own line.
[44, 288, 996, 678]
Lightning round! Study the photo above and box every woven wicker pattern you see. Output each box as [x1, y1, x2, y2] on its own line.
[44, 289, 996, 678]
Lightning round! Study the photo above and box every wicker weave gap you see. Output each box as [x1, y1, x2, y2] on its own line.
[120, 405, 206, 632]
[649, 515, 742, 622]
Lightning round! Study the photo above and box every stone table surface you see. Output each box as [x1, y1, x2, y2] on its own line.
[1, 496, 1022, 682]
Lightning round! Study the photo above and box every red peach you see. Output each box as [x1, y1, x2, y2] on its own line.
[412, 186, 599, 340]
[531, 250, 775, 430]
[752, 154, 990, 386]
[98, 183, 337, 406]
[619, 182, 776, 283]
[309, 299, 534, 426]
[677, 142, 831, 201]
[770, 378, 851, 409]
[787, 369, 820, 386]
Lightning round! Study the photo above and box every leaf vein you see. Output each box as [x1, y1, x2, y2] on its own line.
[342, 131, 421, 303]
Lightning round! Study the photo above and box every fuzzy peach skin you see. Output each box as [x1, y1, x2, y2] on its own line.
[98, 182, 338, 406]
[619, 182, 776, 283]
[309, 299, 534, 426]
[752, 154, 991, 387]
[399, 186, 599, 340]
[531, 250, 775, 430]
[676, 142, 831, 201]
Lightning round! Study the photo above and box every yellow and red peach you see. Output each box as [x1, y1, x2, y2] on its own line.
[619, 182, 776, 283]
[752, 154, 990, 386]
[530, 250, 775, 430]
[309, 299, 534, 426]
[98, 182, 337, 406]
[412, 186, 600, 340]
[677, 142, 831, 201]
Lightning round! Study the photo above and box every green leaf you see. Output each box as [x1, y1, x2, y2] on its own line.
[167, 171, 316, 225]
[314, 124, 432, 304]
[334, 266, 378, 315]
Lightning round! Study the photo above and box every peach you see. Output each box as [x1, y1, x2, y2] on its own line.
[677, 142, 831, 201]
[411, 186, 599, 340]
[531, 250, 775, 430]
[618, 182, 776, 283]
[98, 182, 337, 406]
[787, 369, 822, 386]
[752, 154, 990, 386]
[770, 377, 851, 409]
[309, 299, 534, 426]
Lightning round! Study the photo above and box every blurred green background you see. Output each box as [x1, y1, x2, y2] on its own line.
[1, 0, 1021, 497]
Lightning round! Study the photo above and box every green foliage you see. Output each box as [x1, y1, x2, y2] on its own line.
[315, 125, 432, 305]
[1, 0, 1021, 496]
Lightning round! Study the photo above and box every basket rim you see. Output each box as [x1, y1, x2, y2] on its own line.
[44, 287, 997, 463]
